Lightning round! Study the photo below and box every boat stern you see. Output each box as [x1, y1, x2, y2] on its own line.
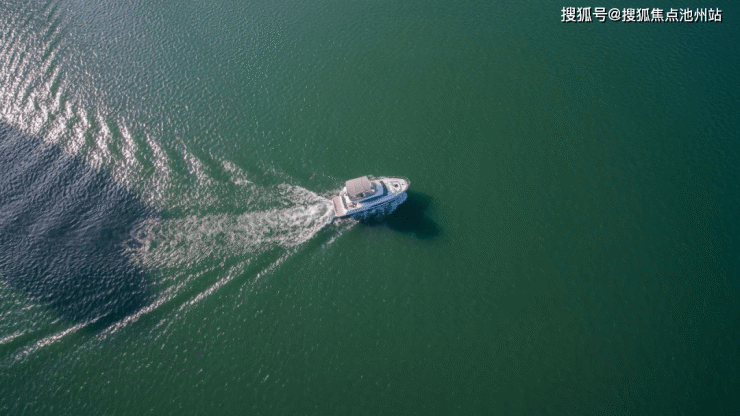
[332, 195, 348, 218]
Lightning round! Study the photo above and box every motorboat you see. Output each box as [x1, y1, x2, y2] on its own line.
[331, 176, 409, 219]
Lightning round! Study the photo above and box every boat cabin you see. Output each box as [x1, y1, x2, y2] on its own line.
[345, 176, 377, 201]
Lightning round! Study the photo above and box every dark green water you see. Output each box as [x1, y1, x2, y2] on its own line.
[1, 0, 738, 414]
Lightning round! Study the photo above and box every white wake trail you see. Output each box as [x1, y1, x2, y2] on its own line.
[128, 184, 335, 271]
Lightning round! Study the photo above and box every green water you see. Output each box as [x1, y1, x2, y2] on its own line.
[1, 0, 738, 414]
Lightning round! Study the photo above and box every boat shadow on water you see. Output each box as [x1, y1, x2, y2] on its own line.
[359, 191, 441, 239]
[0, 122, 155, 330]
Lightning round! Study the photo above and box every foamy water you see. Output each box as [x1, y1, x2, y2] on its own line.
[129, 184, 335, 271]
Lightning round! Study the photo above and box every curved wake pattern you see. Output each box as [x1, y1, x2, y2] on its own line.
[0, 1, 337, 359]
[119, 184, 336, 331]
[0, 144, 337, 362]
[86, 184, 337, 342]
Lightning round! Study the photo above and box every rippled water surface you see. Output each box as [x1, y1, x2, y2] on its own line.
[1, 0, 738, 414]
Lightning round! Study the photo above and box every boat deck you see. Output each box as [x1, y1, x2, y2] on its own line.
[332, 195, 347, 217]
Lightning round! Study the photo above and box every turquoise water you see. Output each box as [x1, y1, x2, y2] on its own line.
[1, 0, 738, 414]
